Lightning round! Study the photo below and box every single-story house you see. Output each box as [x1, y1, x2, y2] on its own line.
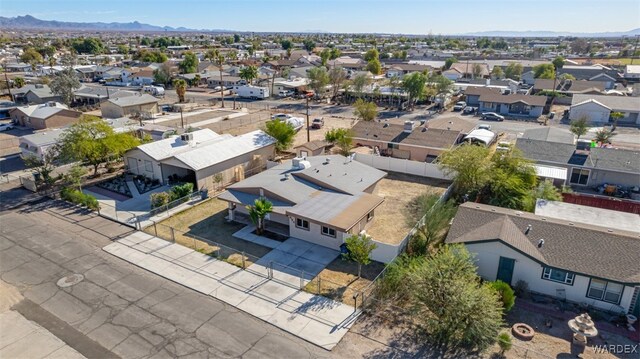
[218, 155, 387, 251]
[446, 202, 640, 315]
[5, 63, 31, 72]
[478, 93, 546, 118]
[463, 87, 502, 106]
[273, 78, 310, 94]
[449, 62, 490, 79]
[558, 65, 618, 89]
[520, 127, 575, 145]
[533, 79, 606, 97]
[425, 116, 476, 134]
[385, 63, 431, 78]
[129, 69, 155, 86]
[352, 120, 463, 162]
[13, 84, 61, 105]
[442, 68, 464, 81]
[623, 65, 640, 82]
[101, 93, 159, 119]
[9, 102, 82, 130]
[294, 140, 329, 158]
[125, 128, 276, 191]
[19, 129, 64, 161]
[569, 94, 640, 125]
[516, 138, 640, 188]
[207, 75, 246, 88]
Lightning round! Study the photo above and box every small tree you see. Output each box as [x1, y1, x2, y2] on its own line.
[444, 57, 458, 70]
[239, 65, 259, 85]
[173, 79, 187, 103]
[438, 144, 492, 197]
[20, 48, 43, 70]
[307, 67, 329, 97]
[366, 58, 382, 75]
[609, 111, 624, 132]
[497, 333, 512, 358]
[23, 147, 60, 185]
[264, 120, 296, 153]
[594, 128, 616, 144]
[491, 66, 504, 79]
[569, 116, 589, 140]
[178, 51, 198, 74]
[50, 67, 81, 106]
[402, 72, 427, 109]
[407, 196, 458, 257]
[246, 197, 273, 235]
[64, 164, 86, 191]
[351, 73, 371, 98]
[489, 280, 516, 312]
[324, 128, 353, 156]
[343, 233, 377, 278]
[328, 67, 346, 100]
[13, 77, 26, 88]
[353, 98, 377, 121]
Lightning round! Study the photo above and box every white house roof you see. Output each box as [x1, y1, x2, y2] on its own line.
[570, 98, 612, 110]
[535, 199, 640, 234]
[136, 128, 223, 161]
[19, 129, 64, 147]
[172, 130, 276, 171]
[464, 129, 496, 145]
[626, 65, 640, 74]
[12, 102, 70, 119]
[572, 94, 640, 112]
[107, 93, 159, 107]
[534, 164, 567, 180]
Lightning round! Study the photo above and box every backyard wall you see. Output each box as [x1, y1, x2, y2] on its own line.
[353, 153, 452, 180]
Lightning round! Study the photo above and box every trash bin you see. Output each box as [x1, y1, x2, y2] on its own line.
[201, 189, 209, 200]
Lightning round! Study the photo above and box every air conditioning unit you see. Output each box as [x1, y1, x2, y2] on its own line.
[180, 133, 194, 142]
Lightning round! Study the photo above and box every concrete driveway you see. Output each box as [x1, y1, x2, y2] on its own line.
[249, 238, 339, 288]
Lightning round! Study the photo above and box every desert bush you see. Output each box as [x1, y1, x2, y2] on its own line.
[489, 280, 516, 312]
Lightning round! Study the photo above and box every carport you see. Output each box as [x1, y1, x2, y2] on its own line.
[534, 164, 567, 187]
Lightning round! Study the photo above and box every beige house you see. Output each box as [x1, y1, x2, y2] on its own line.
[101, 93, 159, 119]
[124, 129, 276, 192]
[10, 102, 82, 130]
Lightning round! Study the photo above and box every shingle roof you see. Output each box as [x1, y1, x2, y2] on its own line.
[295, 140, 329, 152]
[463, 86, 502, 97]
[446, 202, 640, 284]
[571, 94, 640, 112]
[478, 93, 547, 107]
[533, 79, 606, 93]
[521, 127, 575, 144]
[107, 93, 159, 107]
[352, 121, 460, 149]
[426, 116, 476, 133]
[351, 121, 405, 143]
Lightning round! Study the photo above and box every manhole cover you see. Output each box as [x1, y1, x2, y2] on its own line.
[56, 274, 84, 288]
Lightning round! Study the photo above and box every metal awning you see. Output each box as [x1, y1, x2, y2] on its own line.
[534, 165, 567, 180]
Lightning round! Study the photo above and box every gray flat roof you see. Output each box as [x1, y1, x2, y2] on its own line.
[535, 199, 640, 234]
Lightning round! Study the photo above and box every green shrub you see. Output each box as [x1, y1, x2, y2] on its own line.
[170, 182, 194, 201]
[489, 280, 516, 312]
[150, 192, 171, 209]
[497, 332, 512, 357]
[61, 187, 100, 211]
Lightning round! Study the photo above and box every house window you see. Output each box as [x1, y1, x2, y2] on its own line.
[542, 267, 574, 285]
[295, 218, 309, 230]
[144, 160, 153, 172]
[387, 143, 399, 150]
[321, 226, 336, 237]
[366, 211, 374, 222]
[570, 168, 590, 185]
[587, 279, 623, 304]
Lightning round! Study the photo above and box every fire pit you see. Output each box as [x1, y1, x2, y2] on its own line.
[568, 313, 598, 346]
[511, 323, 535, 340]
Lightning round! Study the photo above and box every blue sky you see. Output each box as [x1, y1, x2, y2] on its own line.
[3, 0, 639, 34]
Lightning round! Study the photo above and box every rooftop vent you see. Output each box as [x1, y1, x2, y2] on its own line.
[180, 133, 194, 143]
[537, 239, 545, 248]
[383, 123, 389, 128]
[525, 224, 532, 235]
[283, 173, 290, 180]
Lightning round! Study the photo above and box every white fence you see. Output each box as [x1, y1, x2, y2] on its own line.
[353, 153, 452, 180]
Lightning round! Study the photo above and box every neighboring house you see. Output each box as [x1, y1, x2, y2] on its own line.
[294, 140, 329, 158]
[13, 84, 61, 104]
[75, 66, 97, 82]
[327, 57, 366, 71]
[449, 62, 490, 79]
[352, 120, 463, 162]
[101, 93, 159, 119]
[273, 78, 310, 94]
[520, 127, 575, 144]
[425, 116, 476, 134]
[9, 102, 82, 130]
[516, 138, 640, 188]
[125, 129, 275, 191]
[558, 65, 618, 89]
[442, 68, 464, 81]
[569, 95, 640, 125]
[207, 75, 246, 88]
[129, 69, 155, 86]
[534, 200, 640, 235]
[73, 87, 136, 105]
[218, 155, 387, 251]
[532, 79, 606, 97]
[385, 63, 431, 78]
[478, 93, 546, 118]
[19, 129, 64, 161]
[521, 70, 536, 86]
[463, 87, 502, 106]
[623, 65, 640, 82]
[446, 202, 640, 314]
[5, 63, 31, 72]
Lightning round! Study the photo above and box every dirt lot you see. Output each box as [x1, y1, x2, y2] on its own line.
[365, 172, 450, 245]
[146, 198, 271, 267]
[0, 127, 33, 157]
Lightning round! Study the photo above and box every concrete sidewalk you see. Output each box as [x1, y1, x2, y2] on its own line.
[103, 232, 359, 350]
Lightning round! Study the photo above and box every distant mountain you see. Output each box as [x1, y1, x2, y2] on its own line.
[0, 15, 229, 32]
[462, 29, 640, 38]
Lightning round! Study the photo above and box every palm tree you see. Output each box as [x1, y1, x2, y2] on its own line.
[205, 49, 226, 108]
[173, 79, 187, 103]
[594, 128, 616, 145]
[246, 197, 273, 235]
[239, 66, 259, 85]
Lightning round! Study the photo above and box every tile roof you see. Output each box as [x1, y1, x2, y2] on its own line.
[446, 202, 640, 284]
[478, 93, 547, 107]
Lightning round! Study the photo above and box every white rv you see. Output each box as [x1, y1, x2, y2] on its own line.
[234, 85, 270, 99]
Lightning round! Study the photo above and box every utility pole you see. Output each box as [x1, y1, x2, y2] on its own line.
[306, 94, 310, 143]
[631, 35, 640, 65]
[180, 107, 184, 129]
[2, 64, 12, 101]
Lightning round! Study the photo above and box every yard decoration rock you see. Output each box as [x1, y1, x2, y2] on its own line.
[511, 323, 535, 341]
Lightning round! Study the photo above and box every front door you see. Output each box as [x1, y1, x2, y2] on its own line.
[496, 257, 515, 285]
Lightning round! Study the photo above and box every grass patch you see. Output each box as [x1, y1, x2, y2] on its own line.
[304, 256, 385, 305]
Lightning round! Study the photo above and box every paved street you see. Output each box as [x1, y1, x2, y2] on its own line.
[0, 200, 342, 358]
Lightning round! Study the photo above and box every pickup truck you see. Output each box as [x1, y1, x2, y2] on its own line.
[311, 117, 324, 129]
[453, 101, 467, 111]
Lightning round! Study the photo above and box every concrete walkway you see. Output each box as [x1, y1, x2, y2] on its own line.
[103, 232, 359, 350]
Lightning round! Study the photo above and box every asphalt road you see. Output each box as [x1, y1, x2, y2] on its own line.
[0, 199, 336, 358]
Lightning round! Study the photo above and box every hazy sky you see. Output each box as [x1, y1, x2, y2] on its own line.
[3, 0, 639, 34]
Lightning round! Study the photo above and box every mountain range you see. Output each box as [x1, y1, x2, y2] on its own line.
[1, 15, 639, 37]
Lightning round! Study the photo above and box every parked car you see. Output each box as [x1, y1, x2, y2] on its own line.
[271, 113, 292, 121]
[481, 112, 505, 121]
[477, 124, 492, 131]
[453, 101, 467, 111]
[462, 106, 477, 115]
[0, 123, 14, 132]
[278, 90, 294, 98]
[311, 117, 324, 129]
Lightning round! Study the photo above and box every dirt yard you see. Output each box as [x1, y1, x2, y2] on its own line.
[146, 198, 271, 266]
[365, 172, 450, 245]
